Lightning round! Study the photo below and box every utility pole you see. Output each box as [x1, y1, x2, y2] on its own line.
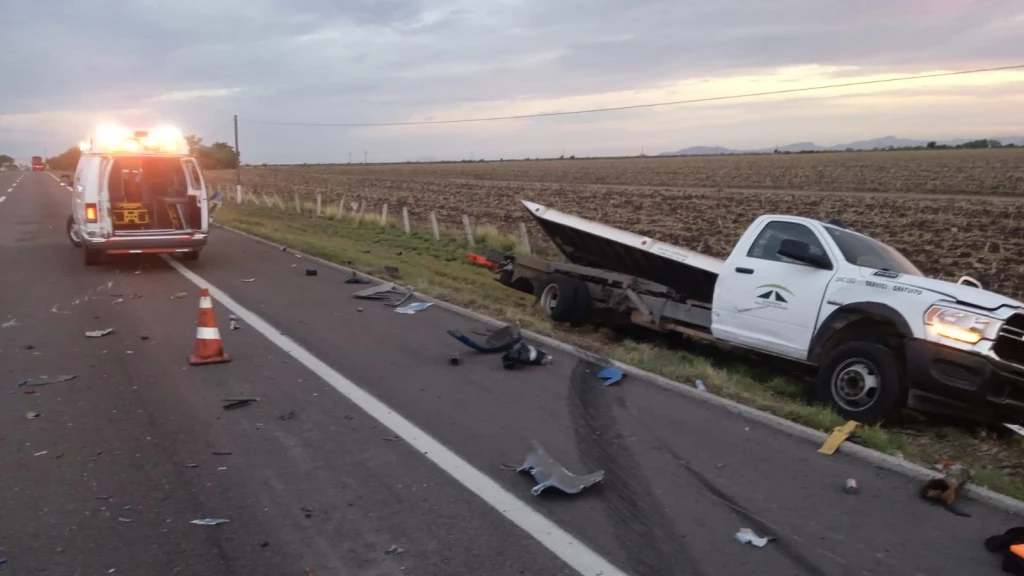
[233, 115, 241, 185]
[233, 114, 242, 203]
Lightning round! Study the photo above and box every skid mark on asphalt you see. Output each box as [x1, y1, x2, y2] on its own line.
[569, 359, 705, 576]
[162, 255, 628, 576]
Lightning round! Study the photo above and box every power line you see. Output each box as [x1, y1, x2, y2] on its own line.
[240, 64, 1024, 128]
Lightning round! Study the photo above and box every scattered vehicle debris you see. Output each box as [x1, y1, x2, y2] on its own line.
[279, 411, 296, 421]
[51, 304, 71, 314]
[694, 379, 707, 391]
[190, 518, 230, 526]
[817, 420, 860, 455]
[281, 245, 288, 252]
[502, 342, 552, 369]
[735, 528, 774, 547]
[257, 540, 270, 548]
[383, 435, 402, 442]
[33, 450, 47, 456]
[353, 283, 402, 300]
[467, 252, 500, 271]
[305, 269, 318, 276]
[212, 451, 233, 456]
[26, 412, 41, 420]
[18, 375, 76, 388]
[448, 354, 460, 366]
[111, 298, 125, 305]
[920, 463, 972, 516]
[301, 505, 315, 518]
[356, 307, 364, 312]
[223, 397, 259, 410]
[185, 463, 199, 468]
[385, 545, 405, 555]
[140, 335, 150, 341]
[230, 320, 240, 330]
[241, 278, 256, 283]
[118, 517, 133, 523]
[2, 318, 18, 328]
[499, 463, 519, 471]
[85, 328, 115, 338]
[344, 272, 371, 284]
[983, 527, 1024, 572]
[447, 324, 523, 353]
[844, 478, 859, 494]
[387, 290, 414, 308]
[517, 441, 604, 496]
[23, 344, 34, 350]
[395, 302, 432, 314]
[597, 366, 624, 386]
[172, 293, 187, 299]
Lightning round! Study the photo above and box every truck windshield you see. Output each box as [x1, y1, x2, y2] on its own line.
[824, 226, 922, 276]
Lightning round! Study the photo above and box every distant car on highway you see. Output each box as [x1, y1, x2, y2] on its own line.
[31, 156, 45, 171]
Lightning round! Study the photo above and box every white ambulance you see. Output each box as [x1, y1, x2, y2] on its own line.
[64, 124, 214, 265]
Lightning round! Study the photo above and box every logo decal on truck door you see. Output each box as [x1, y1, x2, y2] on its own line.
[754, 284, 794, 308]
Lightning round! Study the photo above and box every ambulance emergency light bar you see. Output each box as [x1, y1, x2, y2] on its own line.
[79, 124, 188, 154]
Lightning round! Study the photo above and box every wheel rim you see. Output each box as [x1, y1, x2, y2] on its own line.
[831, 358, 880, 412]
[68, 222, 81, 244]
[539, 283, 559, 315]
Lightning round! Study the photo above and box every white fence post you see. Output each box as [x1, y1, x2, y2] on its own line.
[429, 211, 440, 241]
[518, 222, 532, 254]
[462, 214, 475, 247]
[402, 207, 410, 236]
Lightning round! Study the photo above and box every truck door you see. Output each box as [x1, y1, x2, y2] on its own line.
[712, 219, 837, 360]
[181, 158, 208, 233]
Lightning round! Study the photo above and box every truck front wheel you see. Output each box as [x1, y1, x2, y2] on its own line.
[817, 341, 906, 424]
[536, 274, 590, 325]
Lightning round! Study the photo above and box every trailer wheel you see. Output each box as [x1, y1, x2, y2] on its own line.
[817, 341, 905, 424]
[536, 274, 589, 324]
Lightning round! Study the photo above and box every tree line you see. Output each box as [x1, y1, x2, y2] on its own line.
[40, 134, 239, 172]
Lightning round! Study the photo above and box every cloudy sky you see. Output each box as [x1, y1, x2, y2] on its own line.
[1, 0, 1023, 164]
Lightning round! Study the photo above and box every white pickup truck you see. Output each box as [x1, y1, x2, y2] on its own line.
[494, 201, 1024, 425]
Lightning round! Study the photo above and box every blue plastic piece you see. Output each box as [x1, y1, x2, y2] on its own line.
[597, 366, 625, 386]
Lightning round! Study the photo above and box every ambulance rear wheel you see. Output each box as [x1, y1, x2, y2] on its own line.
[83, 247, 102, 266]
[66, 215, 82, 248]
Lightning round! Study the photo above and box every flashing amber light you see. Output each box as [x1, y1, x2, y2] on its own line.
[85, 203, 98, 223]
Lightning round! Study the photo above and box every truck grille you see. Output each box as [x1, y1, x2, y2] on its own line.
[993, 314, 1024, 367]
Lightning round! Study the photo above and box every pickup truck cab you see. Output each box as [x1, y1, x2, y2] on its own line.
[498, 201, 1024, 425]
[64, 124, 211, 265]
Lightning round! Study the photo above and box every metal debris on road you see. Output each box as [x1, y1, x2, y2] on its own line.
[517, 441, 604, 496]
[230, 320, 240, 330]
[694, 379, 707, 391]
[387, 290, 414, 308]
[223, 397, 259, 410]
[26, 412, 41, 420]
[844, 478, 859, 494]
[383, 435, 402, 442]
[301, 505, 315, 518]
[395, 302, 432, 314]
[344, 272, 371, 284]
[118, 517, 133, 522]
[919, 463, 973, 516]
[448, 353, 460, 366]
[502, 342, 552, 369]
[356, 307, 364, 312]
[817, 420, 860, 455]
[185, 463, 199, 468]
[33, 451, 47, 456]
[353, 283, 400, 300]
[597, 366, 625, 386]
[447, 323, 523, 354]
[190, 518, 230, 526]
[1, 318, 18, 328]
[85, 328, 115, 338]
[172, 293, 187, 299]
[735, 528, 774, 547]
[111, 298, 124, 305]
[241, 278, 255, 282]
[52, 304, 71, 314]
[385, 545, 405, 555]
[18, 375, 76, 388]
[212, 451, 233, 456]
[279, 410, 296, 421]
[305, 269, 318, 276]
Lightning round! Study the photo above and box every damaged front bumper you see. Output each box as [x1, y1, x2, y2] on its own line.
[905, 338, 1024, 424]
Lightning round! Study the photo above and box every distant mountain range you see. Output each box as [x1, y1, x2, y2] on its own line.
[658, 135, 1024, 156]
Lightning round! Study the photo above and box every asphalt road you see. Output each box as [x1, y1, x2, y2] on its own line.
[0, 170, 1018, 575]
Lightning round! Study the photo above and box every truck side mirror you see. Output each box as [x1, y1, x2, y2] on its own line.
[778, 238, 832, 270]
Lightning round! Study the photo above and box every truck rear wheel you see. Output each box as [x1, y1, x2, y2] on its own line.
[817, 341, 906, 424]
[536, 274, 590, 325]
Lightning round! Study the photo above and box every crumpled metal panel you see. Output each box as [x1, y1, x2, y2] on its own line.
[517, 441, 604, 496]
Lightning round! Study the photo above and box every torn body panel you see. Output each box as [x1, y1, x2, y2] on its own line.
[517, 441, 604, 496]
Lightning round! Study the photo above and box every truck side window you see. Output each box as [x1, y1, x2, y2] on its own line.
[747, 221, 829, 266]
[184, 160, 202, 190]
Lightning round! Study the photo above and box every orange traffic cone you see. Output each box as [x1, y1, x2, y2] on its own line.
[189, 288, 231, 366]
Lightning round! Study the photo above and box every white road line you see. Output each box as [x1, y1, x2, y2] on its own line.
[164, 256, 628, 576]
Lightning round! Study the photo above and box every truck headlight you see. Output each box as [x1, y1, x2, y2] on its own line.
[924, 305, 998, 344]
